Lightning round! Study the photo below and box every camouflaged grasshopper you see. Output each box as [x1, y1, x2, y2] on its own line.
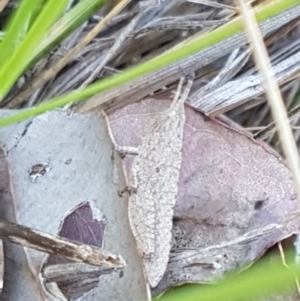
[103, 75, 193, 293]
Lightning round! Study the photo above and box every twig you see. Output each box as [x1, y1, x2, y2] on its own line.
[42, 262, 124, 283]
[0, 219, 125, 267]
[235, 0, 300, 199]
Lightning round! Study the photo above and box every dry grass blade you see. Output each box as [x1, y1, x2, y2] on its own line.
[76, 3, 300, 114]
[8, 0, 133, 108]
[80, 4, 149, 88]
[186, 0, 236, 10]
[235, 0, 300, 199]
[254, 104, 300, 140]
[0, 219, 125, 267]
[0, 240, 3, 294]
[0, 0, 9, 12]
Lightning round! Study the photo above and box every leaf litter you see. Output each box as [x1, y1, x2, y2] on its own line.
[1, 0, 300, 300]
[106, 97, 300, 296]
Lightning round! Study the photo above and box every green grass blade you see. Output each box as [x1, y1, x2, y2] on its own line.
[0, 0, 70, 99]
[32, 0, 109, 64]
[0, 0, 45, 67]
[159, 249, 298, 301]
[0, 0, 299, 127]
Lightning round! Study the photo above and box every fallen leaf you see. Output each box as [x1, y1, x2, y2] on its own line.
[107, 97, 300, 296]
[1, 110, 148, 301]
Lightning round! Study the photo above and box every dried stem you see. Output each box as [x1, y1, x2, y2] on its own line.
[0, 219, 125, 267]
[235, 0, 300, 199]
[42, 261, 124, 283]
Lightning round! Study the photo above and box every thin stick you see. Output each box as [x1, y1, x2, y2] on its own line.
[0, 240, 3, 294]
[278, 241, 288, 268]
[42, 262, 124, 283]
[235, 0, 300, 199]
[8, 0, 133, 108]
[278, 241, 300, 294]
[0, 219, 125, 267]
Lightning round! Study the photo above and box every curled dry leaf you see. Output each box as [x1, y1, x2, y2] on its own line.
[107, 98, 300, 296]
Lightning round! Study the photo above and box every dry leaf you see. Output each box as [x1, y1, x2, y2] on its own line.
[1, 110, 148, 301]
[107, 98, 300, 295]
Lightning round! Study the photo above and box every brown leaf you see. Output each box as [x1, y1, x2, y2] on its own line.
[107, 98, 300, 295]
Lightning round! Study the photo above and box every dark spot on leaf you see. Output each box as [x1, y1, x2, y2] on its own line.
[254, 200, 265, 210]
[29, 163, 49, 181]
[65, 159, 72, 165]
[291, 194, 297, 201]
[119, 151, 126, 159]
